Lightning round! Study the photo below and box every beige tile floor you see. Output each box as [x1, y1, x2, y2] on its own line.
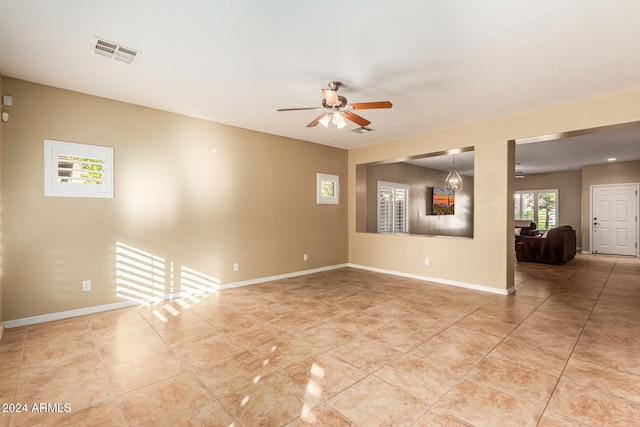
[1, 253, 639, 426]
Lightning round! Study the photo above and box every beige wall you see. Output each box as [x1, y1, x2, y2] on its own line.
[581, 160, 640, 252]
[1, 78, 348, 321]
[349, 89, 640, 292]
[0, 73, 3, 324]
[2, 77, 640, 320]
[515, 170, 582, 247]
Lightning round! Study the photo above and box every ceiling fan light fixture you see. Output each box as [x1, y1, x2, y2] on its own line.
[277, 81, 392, 134]
[319, 114, 331, 128]
[332, 112, 346, 129]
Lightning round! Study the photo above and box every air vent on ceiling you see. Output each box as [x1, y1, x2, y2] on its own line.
[351, 127, 374, 134]
[91, 37, 140, 64]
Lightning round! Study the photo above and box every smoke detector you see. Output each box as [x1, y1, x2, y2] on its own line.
[90, 37, 140, 64]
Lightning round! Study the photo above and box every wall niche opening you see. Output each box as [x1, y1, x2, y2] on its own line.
[356, 147, 475, 237]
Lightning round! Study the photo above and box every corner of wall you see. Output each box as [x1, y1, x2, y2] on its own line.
[0, 72, 4, 327]
[0, 78, 349, 320]
[506, 140, 516, 291]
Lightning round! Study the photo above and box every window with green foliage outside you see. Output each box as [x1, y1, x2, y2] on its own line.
[320, 180, 335, 198]
[44, 139, 114, 198]
[515, 189, 558, 230]
[57, 156, 104, 184]
[316, 173, 339, 204]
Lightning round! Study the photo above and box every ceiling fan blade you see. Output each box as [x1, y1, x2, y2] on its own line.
[306, 113, 327, 127]
[277, 107, 324, 111]
[342, 111, 371, 127]
[347, 101, 393, 110]
[322, 89, 340, 106]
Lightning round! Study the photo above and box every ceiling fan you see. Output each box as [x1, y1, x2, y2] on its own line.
[277, 81, 392, 130]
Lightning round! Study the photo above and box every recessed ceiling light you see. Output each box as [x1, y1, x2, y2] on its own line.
[607, 157, 617, 161]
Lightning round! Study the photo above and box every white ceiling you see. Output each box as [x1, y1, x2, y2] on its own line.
[408, 122, 640, 176]
[1, 1, 640, 169]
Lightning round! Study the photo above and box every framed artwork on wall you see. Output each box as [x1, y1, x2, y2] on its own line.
[433, 186, 455, 215]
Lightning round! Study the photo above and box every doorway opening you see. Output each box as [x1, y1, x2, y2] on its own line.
[512, 120, 640, 262]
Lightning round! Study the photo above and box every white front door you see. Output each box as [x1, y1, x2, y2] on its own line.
[592, 184, 638, 256]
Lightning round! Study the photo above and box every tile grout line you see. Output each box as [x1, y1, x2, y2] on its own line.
[533, 256, 615, 426]
[412, 280, 557, 426]
[5, 258, 635, 426]
[337, 277, 551, 425]
[411, 260, 607, 425]
[7, 328, 27, 427]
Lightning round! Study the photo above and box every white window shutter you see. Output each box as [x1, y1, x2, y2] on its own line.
[44, 139, 114, 198]
[377, 181, 409, 234]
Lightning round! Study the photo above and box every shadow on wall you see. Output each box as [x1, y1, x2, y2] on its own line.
[114, 241, 221, 313]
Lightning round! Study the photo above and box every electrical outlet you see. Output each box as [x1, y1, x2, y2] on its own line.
[424, 258, 430, 266]
[233, 262, 240, 272]
[303, 253, 308, 261]
[82, 280, 92, 291]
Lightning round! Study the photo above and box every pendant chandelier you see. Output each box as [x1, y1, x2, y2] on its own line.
[444, 153, 463, 192]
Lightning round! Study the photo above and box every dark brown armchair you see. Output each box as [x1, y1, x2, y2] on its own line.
[515, 220, 538, 243]
[516, 225, 577, 265]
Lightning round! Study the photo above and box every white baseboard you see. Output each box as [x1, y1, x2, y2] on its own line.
[348, 263, 513, 295]
[3, 263, 350, 328]
[3, 299, 150, 329]
[221, 263, 349, 290]
[4, 262, 511, 328]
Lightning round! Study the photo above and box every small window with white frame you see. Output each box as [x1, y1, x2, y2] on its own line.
[44, 139, 114, 198]
[317, 173, 339, 204]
